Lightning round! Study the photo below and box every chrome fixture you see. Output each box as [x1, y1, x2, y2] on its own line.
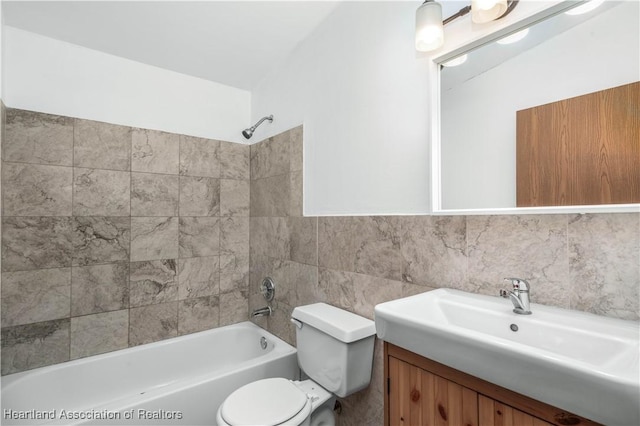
[415, 0, 519, 52]
[251, 306, 273, 318]
[242, 115, 273, 139]
[260, 277, 276, 302]
[500, 277, 532, 315]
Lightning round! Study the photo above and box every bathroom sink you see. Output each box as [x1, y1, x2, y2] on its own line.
[374, 289, 640, 426]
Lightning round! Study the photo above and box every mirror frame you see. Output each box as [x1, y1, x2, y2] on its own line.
[429, 0, 640, 215]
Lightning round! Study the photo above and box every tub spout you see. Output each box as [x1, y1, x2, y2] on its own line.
[251, 306, 272, 318]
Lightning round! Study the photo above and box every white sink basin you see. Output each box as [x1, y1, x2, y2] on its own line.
[374, 288, 640, 426]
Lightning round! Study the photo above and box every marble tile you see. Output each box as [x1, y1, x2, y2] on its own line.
[220, 254, 249, 293]
[179, 136, 220, 178]
[1, 268, 71, 327]
[70, 310, 129, 359]
[178, 256, 219, 300]
[130, 259, 178, 307]
[131, 172, 179, 216]
[73, 168, 130, 216]
[131, 128, 179, 175]
[289, 217, 317, 266]
[220, 217, 249, 256]
[179, 217, 220, 258]
[399, 215, 467, 288]
[290, 261, 319, 307]
[71, 262, 129, 316]
[74, 119, 131, 171]
[131, 217, 179, 262]
[317, 268, 403, 320]
[250, 217, 290, 260]
[250, 131, 290, 180]
[72, 217, 130, 266]
[318, 216, 403, 282]
[402, 282, 437, 297]
[2, 217, 74, 271]
[290, 125, 303, 172]
[1, 319, 70, 375]
[250, 255, 292, 306]
[178, 296, 219, 335]
[289, 171, 303, 217]
[4, 109, 73, 166]
[250, 174, 290, 217]
[267, 300, 295, 346]
[219, 289, 248, 326]
[129, 302, 178, 346]
[467, 215, 570, 308]
[3, 162, 72, 216]
[220, 179, 250, 217]
[568, 213, 640, 320]
[220, 141, 249, 180]
[179, 176, 220, 216]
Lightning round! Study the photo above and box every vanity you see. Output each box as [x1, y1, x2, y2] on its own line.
[374, 289, 640, 426]
[384, 342, 597, 426]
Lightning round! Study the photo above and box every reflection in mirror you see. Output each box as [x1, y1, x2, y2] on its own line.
[439, 1, 639, 211]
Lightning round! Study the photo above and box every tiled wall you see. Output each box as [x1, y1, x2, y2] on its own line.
[0, 108, 250, 375]
[2, 110, 638, 422]
[248, 126, 640, 426]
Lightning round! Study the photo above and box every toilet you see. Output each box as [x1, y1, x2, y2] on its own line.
[216, 303, 376, 426]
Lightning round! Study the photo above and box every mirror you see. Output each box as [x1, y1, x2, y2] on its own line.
[436, 1, 639, 213]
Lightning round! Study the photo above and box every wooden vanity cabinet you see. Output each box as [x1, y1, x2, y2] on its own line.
[384, 343, 600, 426]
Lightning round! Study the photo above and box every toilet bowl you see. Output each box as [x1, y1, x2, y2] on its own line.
[216, 303, 376, 426]
[215, 378, 334, 426]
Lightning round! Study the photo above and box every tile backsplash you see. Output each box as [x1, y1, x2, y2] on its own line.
[248, 125, 640, 426]
[1, 108, 250, 375]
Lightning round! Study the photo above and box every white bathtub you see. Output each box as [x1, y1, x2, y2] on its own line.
[1, 322, 298, 425]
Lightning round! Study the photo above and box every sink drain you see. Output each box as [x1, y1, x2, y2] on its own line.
[510, 324, 519, 332]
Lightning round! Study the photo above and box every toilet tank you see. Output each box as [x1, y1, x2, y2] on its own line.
[291, 303, 376, 398]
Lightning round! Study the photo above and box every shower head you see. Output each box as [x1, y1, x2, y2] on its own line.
[242, 115, 273, 139]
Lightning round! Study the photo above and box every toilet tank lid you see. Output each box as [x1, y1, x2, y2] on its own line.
[292, 303, 376, 343]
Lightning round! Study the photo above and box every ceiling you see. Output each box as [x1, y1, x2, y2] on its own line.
[3, 1, 341, 91]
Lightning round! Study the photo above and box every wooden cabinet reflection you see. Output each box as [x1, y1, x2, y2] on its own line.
[516, 81, 639, 207]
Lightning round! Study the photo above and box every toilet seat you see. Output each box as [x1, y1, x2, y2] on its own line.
[220, 378, 312, 426]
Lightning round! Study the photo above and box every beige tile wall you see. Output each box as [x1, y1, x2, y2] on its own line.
[249, 125, 640, 426]
[0, 108, 250, 375]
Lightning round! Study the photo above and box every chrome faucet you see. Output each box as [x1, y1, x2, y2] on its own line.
[251, 306, 272, 318]
[500, 278, 532, 315]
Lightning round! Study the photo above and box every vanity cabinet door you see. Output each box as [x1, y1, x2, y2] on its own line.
[478, 395, 554, 426]
[388, 356, 478, 426]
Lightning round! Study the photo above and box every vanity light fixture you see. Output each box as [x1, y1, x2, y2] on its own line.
[496, 27, 529, 44]
[442, 54, 468, 67]
[565, 0, 604, 15]
[415, 0, 519, 52]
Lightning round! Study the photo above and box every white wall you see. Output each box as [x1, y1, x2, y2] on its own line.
[441, 2, 639, 209]
[3, 27, 251, 143]
[251, 2, 432, 215]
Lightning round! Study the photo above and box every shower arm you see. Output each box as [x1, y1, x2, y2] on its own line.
[249, 115, 273, 131]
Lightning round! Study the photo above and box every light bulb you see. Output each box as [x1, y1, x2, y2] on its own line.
[442, 54, 468, 67]
[471, 0, 508, 24]
[565, 0, 604, 15]
[416, 1, 444, 52]
[497, 28, 529, 45]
